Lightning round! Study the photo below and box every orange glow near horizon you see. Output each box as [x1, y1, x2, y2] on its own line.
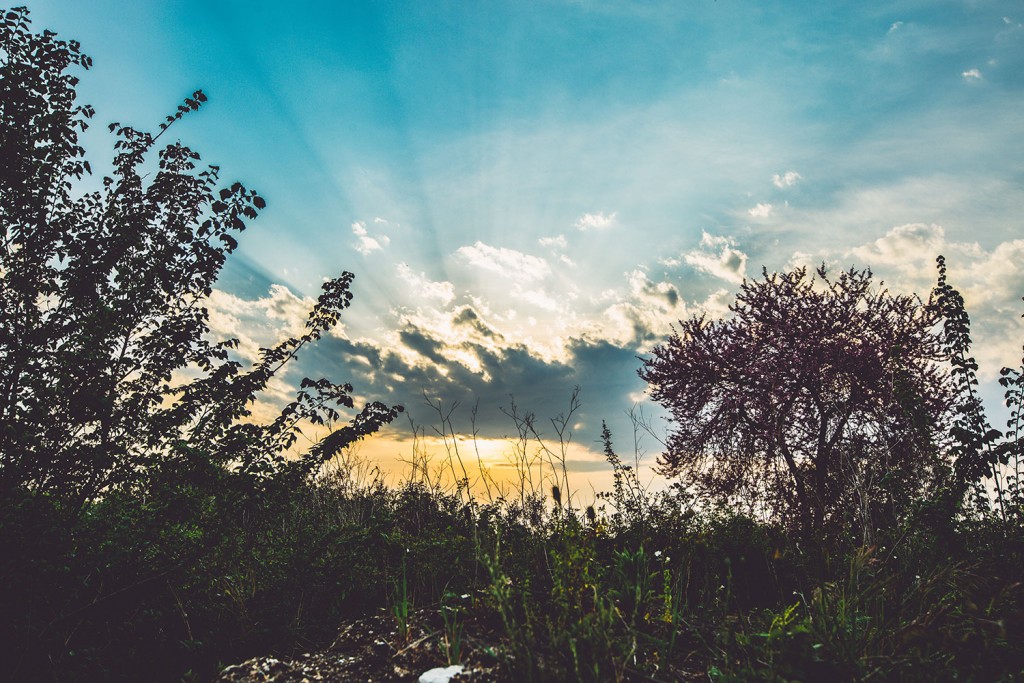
[319, 427, 666, 508]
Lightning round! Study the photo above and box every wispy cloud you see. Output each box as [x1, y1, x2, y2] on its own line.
[396, 263, 456, 304]
[539, 234, 568, 248]
[455, 241, 550, 281]
[627, 269, 681, 309]
[520, 288, 561, 311]
[772, 171, 802, 188]
[962, 68, 982, 81]
[747, 202, 774, 218]
[574, 211, 617, 231]
[834, 223, 1024, 378]
[682, 232, 748, 284]
[847, 223, 946, 275]
[207, 284, 315, 363]
[351, 220, 390, 255]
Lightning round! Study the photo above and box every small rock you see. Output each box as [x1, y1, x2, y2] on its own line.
[418, 664, 465, 683]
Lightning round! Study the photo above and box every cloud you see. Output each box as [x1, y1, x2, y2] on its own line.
[962, 68, 982, 81]
[351, 220, 391, 255]
[396, 263, 456, 304]
[847, 223, 945, 275]
[583, 270, 686, 352]
[201, 284, 326, 416]
[455, 241, 550, 281]
[888, 21, 904, 34]
[785, 250, 819, 272]
[539, 234, 568, 248]
[772, 171, 802, 188]
[520, 288, 561, 311]
[839, 223, 1024, 378]
[627, 269, 681, 309]
[682, 231, 748, 284]
[453, 306, 505, 341]
[390, 304, 523, 370]
[207, 284, 315, 363]
[574, 211, 617, 231]
[320, 265, 676, 429]
[308, 314, 640, 439]
[765, 175, 1022, 247]
[747, 202, 774, 218]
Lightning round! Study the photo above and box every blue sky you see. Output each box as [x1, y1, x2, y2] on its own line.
[32, 1, 1024, 491]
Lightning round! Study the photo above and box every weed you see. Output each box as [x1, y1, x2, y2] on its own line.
[440, 591, 465, 665]
[393, 548, 411, 643]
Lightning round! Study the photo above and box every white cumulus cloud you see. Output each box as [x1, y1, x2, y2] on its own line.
[848, 223, 946, 274]
[574, 211, 617, 231]
[682, 231, 748, 284]
[748, 202, 774, 218]
[840, 223, 1024, 378]
[455, 241, 551, 281]
[206, 284, 316, 363]
[539, 234, 568, 248]
[396, 263, 456, 305]
[772, 171, 802, 188]
[351, 220, 390, 255]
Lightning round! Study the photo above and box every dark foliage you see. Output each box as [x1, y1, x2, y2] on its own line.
[934, 255, 1024, 522]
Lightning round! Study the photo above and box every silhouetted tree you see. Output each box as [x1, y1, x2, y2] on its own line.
[934, 255, 1024, 522]
[0, 6, 401, 512]
[640, 265, 953, 535]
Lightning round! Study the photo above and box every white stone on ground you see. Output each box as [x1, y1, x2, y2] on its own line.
[418, 664, 464, 683]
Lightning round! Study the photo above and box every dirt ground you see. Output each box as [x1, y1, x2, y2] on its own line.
[215, 604, 706, 682]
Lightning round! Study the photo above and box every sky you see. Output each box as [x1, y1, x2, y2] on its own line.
[31, 0, 1024, 498]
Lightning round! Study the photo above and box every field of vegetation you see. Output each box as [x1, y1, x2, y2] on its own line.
[2, 7, 1022, 681]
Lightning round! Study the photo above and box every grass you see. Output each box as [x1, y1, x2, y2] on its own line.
[2, 399, 1023, 682]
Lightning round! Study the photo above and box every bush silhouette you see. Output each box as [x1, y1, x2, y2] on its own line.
[0, 5, 401, 510]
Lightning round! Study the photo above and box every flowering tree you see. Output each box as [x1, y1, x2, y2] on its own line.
[640, 266, 953, 535]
